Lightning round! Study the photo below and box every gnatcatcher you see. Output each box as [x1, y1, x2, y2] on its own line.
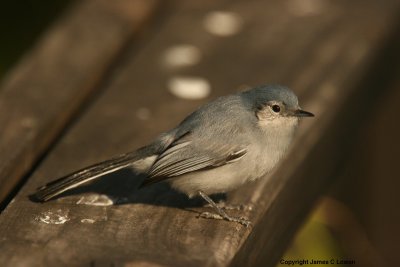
[33, 85, 313, 226]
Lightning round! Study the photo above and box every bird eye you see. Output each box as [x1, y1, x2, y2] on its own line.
[271, 104, 281, 113]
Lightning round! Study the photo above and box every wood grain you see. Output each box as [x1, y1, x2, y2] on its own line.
[0, 0, 399, 266]
[0, 0, 159, 203]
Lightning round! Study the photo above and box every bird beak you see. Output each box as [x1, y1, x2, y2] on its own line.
[293, 109, 314, 117]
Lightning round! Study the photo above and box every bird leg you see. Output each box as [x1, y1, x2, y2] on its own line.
[198, 191, 251, 227]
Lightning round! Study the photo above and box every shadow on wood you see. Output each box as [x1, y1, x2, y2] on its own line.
[29, 168, 228, 211]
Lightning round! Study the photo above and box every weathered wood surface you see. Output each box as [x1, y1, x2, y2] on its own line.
[1, 0, 400, 266]
[0, 0, 159, 203]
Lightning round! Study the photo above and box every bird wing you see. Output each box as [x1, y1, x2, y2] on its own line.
[141, 132, 247, 187]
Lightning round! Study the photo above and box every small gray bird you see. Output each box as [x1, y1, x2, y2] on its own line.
[33, 85, 313, 226]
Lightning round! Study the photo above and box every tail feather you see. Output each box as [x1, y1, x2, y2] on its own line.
[32, 151, 141, 202]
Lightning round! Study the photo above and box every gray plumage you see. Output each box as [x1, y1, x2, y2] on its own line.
[33, 85, 313, 226]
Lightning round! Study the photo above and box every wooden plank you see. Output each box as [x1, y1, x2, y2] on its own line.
[0, 0, 399, 266]
[0, 0, 159, 203]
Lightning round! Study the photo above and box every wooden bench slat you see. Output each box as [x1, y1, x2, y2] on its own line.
[0, 0, 159, 203]
[0, 0, 399, 266]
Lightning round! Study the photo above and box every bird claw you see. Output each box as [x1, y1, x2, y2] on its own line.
[198, 211, 252, 227]
[204, 202, 254, 211]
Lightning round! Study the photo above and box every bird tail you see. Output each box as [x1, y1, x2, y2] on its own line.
[32, 151, 142, 202]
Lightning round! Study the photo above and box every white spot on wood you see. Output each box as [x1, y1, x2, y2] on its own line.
[168, 76, 211, 100]
[76, 194, 114, 206]
[36, 209, 70, 225]
[203, 11, 243, 36]
[136, 107, 151, 120]
[287, 0, 325, 16]
[164, 45, 201, 67]
[21, 117, 36, 128]
[81, 218, 96, 224]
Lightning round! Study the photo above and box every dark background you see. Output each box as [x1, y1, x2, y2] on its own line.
[0, 0, 73, 78]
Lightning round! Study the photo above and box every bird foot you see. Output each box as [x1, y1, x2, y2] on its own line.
[204, 201, 254, 211]
[198, 211, 252, 227]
